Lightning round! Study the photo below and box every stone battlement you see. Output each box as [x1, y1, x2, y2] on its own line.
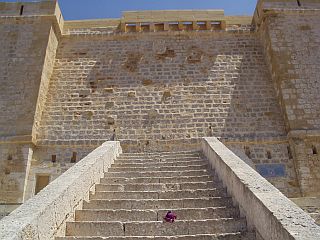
[63, 10, 252, 34]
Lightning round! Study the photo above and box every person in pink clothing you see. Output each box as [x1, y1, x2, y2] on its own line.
[163, 211, 177, 223]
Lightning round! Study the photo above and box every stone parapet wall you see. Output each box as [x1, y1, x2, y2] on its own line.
[0, 141, 121, 240]
[202, 137, 320, 240]
[0, 1, 57, 17]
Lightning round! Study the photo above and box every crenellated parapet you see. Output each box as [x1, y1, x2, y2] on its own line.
[63, 10, 252, 35]
[120, 10, 226, 32]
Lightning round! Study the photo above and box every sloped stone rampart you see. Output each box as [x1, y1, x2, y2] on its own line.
[0, 141, 121, 240]
[202, 137, 320, 240]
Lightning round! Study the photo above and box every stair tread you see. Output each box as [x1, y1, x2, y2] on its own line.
[69, 218, 244, 223]
[57, 231, 255, 239]
[77, 206, 236, 212]
[59, 151, 253, 239]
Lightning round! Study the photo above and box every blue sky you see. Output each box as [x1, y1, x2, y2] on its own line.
[1, 0, 258, 20]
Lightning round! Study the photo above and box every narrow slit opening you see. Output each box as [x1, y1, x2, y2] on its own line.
[267, 151, 272, 159]
[297, 0, 301, 7]
[20, 5, 24, 16]
[71, 152, 77, 163]
[244, 146, 251, 159]
[51, 155, 56, 163]
[35, 175, 50, 195]
[312, 145, 317, 155]
[287, 146, 293, 159]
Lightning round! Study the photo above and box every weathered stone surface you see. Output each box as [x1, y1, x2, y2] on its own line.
[0, 141, 121, 240]
[202, 137, 320, 240]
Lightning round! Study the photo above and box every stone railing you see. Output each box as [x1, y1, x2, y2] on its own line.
[202, 137, 320, 240]
[0, 141, 122, 240]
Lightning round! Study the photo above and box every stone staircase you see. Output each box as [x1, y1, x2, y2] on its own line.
[57, 151, 256, 240]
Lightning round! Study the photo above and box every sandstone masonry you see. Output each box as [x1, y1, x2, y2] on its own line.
[0, 0, 320, 222]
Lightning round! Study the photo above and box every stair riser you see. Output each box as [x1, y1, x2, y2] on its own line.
[109, 165, 208, 172]
[83, 198, 233, 210]
[57, 233, 255, 240]
[75, 208, 239, 221]
[104, 170, 211, 178]
[90, 189, 227, 200]
[66, 219, 246, 236]
[101, 176, 215, 184]
[118, 154, 201, 159]
[115, 157, 202, 163]
[95, 182, 218, 192]
[113, 161, 205, 167]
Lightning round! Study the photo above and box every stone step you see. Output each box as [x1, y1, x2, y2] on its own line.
[109, 165, 208, 173]
[83, 197, 233, 210]
[104, 170, 212, 178]
[119, 152, 201, 158]
[116, 157, 202, 163]
[90, 189, 227, 200]
[113, 160, 206, 167]
[75, 207, 239, 222]
[95, 182, 219, 192]
[101, 175, 217, 184]
[57, 232, 256, 240]
[66, 218, 247, 237]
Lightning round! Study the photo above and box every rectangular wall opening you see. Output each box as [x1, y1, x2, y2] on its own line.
[155, 23, 165, 31]
[71, 152, 77, 163]
[197, 22, 207, 30]
[297, 0, 301, 6]
[126, 23, 137, 32]
[211, 21, 222, 30]
[35, 175, 50, 195]
[169, 22, 179, 31]
[183, 22, 193, 31]
[141, 23, 150, 32]
[19, 5, 24, 16]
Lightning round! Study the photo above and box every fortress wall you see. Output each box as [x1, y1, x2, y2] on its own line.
[32, 27, 59, 142]
[0, 1, 57, 17]
[0, 17, 54, 137]
[38, 32, 286, 145]
[257, 5, 320, 196]
[23, 146, 94, 201]
[0, 1, 61, 209]
[34, 31, 299, 197]
[0, 144, 32, 204]
[226, 142, 300, 197]
[259, 12, 320, 131]
[0, 16, 57, 207]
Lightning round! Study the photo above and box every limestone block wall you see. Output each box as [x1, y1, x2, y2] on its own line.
[32, 27, 59, 142]
[0, 1, 57, 17]
[0, 0, 62, 210]
[23, 146, 94, 201]
[32, 30, 301, 197]
[256, 1, 320, 196]
[0, 16, 54, 137]
[259, 12, 320, 131]
[38, 32, 286, 148]
[226, 142, 300, 197]
[0, 144, 32, 204]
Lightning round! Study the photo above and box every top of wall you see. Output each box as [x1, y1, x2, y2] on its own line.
[0, 1, 57, 17]
[253, 0, 320, 28]
[0, 1, 252, 34]
[0, 1, 64, 33]
[122, 10, 225, 22]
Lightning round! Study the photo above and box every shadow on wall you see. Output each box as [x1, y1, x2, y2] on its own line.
[39, 34, 285, 150]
